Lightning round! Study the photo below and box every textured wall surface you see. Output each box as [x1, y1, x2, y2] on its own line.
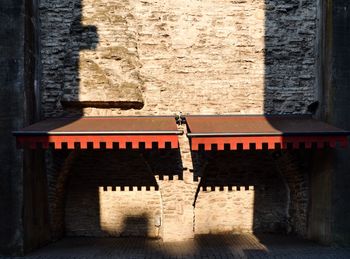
[0, 0, 25, 254]
[64, 151, 161, 237]
[6, 0, 350, 253]
[264, 0, 317, 113]
[40, 0, 318, 117]
[98, 187, 161, 238]
[195, 187, 255, 234]
[195, 151, 290, 235]
[275, 151, 309, 237]
[317, 0, 350, 245]
[45, 128, 309, 240]
[38, 0, 317, 242]
[329, 0, 350, 245]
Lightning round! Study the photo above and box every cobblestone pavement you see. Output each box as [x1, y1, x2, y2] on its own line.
[9, 234, 350, 259]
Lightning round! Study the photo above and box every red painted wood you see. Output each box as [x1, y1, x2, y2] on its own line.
[16, 135, 179, 150]
[190, 135, 348, 151]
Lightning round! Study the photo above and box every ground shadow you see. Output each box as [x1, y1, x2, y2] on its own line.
[26, 232, 348, 258]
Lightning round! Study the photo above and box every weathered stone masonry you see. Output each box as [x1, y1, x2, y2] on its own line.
[4, 0, 350, 256]
[39, 0, 318, 242]
[40, 0, 317, 117]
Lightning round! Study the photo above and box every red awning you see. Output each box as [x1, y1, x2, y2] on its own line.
[14, 117, 182, 149]
[186, 115, 350, 151]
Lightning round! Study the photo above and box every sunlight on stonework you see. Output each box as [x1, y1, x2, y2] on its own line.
[98, 186, 161, 237]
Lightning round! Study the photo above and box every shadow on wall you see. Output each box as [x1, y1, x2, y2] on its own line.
[43, 146, 181, 240]
[39, 0, 318, 248]
[40, 0, 94, 116]
[40, 0, 148, 242]
[191, 150, 289, 235]
[191, 149, 311, 238]
[119, 215, 150, 238]
[142, 148, 184, 181]
[48, 149, 182, 239]
[263, 0, 319, 238]
[263, 0, 317, 115]
[40, 3, 93, 240]
[60, 150, 161, 238]
[40, 0, 144, 117]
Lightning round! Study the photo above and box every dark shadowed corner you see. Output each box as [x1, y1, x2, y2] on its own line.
[259, 0, 319, 246]
[0, 0, 26, 255]
[262, 0, 350, 247]
[19, 0, 100, 253]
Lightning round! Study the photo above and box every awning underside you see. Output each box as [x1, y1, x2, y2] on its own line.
[14, 117, 182, 149]
[186, 115, 349, 151]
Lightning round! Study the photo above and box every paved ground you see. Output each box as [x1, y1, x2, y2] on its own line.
[9, 234, 350, 259]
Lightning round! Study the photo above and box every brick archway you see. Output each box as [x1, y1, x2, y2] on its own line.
[273, 151, 309, 237]
[46, 150, 79, 240]
[46, 150, 163, 240]
[192, 150, 309, 236]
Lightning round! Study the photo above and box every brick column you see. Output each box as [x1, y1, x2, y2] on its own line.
[155, 125, 198, 242]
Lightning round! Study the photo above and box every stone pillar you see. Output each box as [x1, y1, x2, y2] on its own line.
[1, 0, 49, 255]
[318, 0, 350, 245]
[156, 125, 198, 242]
[0, 1, 25, 254]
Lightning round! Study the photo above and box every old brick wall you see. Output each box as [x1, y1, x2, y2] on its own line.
[64, 151, 161, 237]
[195, 187, 255, 234]
[1, 0, 50, 255]
[194, 151, 289, 235]
[39, 0, 318, 116]
[328, 0, 350, 245]
[193, 151, 309, 237]
[46, 150, 77, 240]
[315, 0, 350, 245]
[38, 0, 318, 241]
[274, 151, 310, 237]
[264, 0, 318, 113]
[151, 129, 198, 241]
[0, 0, 26, 254]
[45, 139, 309, 240]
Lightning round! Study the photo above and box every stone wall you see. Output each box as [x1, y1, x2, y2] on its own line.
[6, 0, 350, 254]
[39, 0, 318, 117]
[264, 0, 318, 113]
[329, 0, 350, 245]
[63, 151, 161, 237]
[39, 0, 317, 242]
[46, 150, 77, 240]
[44, 125, 309, 240]
[97, 187, 161, 237]
[193, 150, 309, 237]
[194, 151, 290, 235]
[195, 187, 255, 234]
[275, 151, 309, 237]
[315, 0, 350, 245]
[0, 0, 26, 254]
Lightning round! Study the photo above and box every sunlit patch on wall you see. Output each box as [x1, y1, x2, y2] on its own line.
[98, 186, 162, 237]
